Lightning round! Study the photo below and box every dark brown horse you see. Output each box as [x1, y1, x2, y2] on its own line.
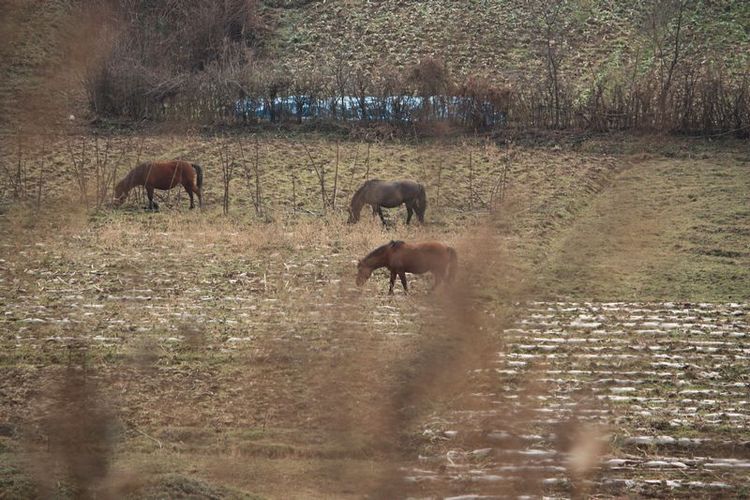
[356, 240, 457, 294]
[114, 160, 203, 210]
[348, 179, 427, 225]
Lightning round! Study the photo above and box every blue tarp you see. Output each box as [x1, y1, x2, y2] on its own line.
[234, 95, 506, 125]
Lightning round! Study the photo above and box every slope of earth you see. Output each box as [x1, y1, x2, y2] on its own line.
[0, 136, 748, 498]
[399, 140, 750, 497]
[270, 0, 750, 84]
[0, 0, 87, 132]
[538, 148, 750, 301]
[3, 1, 750, 133]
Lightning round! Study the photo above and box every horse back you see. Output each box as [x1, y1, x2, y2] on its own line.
[392, 241, 453, 274]
[366, 179, 422, 207]
[141, 160, 194, 189]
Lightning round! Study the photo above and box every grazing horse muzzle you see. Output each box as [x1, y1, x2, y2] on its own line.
[355, 264, 371, 286]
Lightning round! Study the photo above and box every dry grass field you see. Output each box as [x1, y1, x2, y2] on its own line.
[2, 0, 749, 497]
[1, 133, 749, 498]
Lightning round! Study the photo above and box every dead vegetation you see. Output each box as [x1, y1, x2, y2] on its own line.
[1, 134, 748, 497]
[1, 1, 749, 497]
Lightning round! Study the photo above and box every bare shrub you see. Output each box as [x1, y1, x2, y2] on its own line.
[302, 142, 328, 213]
[72, 1, 749, 136]
[238, 135, 264, 216]
[217, 136, 237, 215]
[113, 0, 266, 72]
[329, 51, 353, 120]
[84, 0, 266, 122]
[2, 134, 30, 202]
[290, 68, 324, 124]
[372, 63, 407, 122]
[255, 63, 292, 122]
[407, 57, 453, 122]
[459, 76, 511, 130]
[85, 49, 180, 120]
[65, 135, 133, 209]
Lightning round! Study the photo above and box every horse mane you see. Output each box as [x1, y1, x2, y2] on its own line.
[364, 240, 403, 260]
[352, 178, 382, 199]
[115, 165, 137, 195]
[116, 162, 151, 195]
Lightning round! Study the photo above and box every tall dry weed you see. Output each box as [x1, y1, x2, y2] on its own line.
[26, 365, 116, 499]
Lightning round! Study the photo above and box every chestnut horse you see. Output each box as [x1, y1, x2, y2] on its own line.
[356, 240, 457, 294]
[348, 179, 427, 225]
[114, 160, 203, 210]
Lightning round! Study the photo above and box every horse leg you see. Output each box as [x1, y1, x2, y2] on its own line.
[184, 183, 195, 209]
[406, 204, 414, 225]
[377, 206, 387, 226]
[146, 186, 157, 210]
[389, 270, 397, 295]
[399, 272, 408, 293]
[415, 204, 424, 223]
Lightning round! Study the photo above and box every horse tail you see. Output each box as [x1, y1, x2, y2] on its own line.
[191, 163, 204, 189]
[446, 247, 458, 283]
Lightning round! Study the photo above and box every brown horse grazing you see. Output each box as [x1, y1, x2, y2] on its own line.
[348, 179, 427, 225]
[356, 240, 457, 294]
[114, 160, 203, 210]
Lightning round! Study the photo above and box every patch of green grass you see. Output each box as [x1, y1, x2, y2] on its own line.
[538, 155, 750, 301]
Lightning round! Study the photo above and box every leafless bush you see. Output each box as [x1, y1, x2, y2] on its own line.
[84, 0, 265, 122]
[372, 63, 407, 121]
[217, 136, 237, 215]
[113, 0, 266, 72]
[489, 141, 514, 212]
[92, 134, 131, 209]
[408, 57, 453, 122]
[238, 135, 264, 216]
[0, 133, 51, 209]
[331, 140, 340, 210]
[302, 142, 328, 213]
[77, 2, 748, 136]
[0, 134, 30, 202]
[458, 76, 511, 130]
[67, 136, 90, 206]
[290, 68, 324, 124]
[329, 51, 353, 120]
[534, 0, 575, 129]
[258, 63, 292, 123]
[64, 135, 135, 209]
